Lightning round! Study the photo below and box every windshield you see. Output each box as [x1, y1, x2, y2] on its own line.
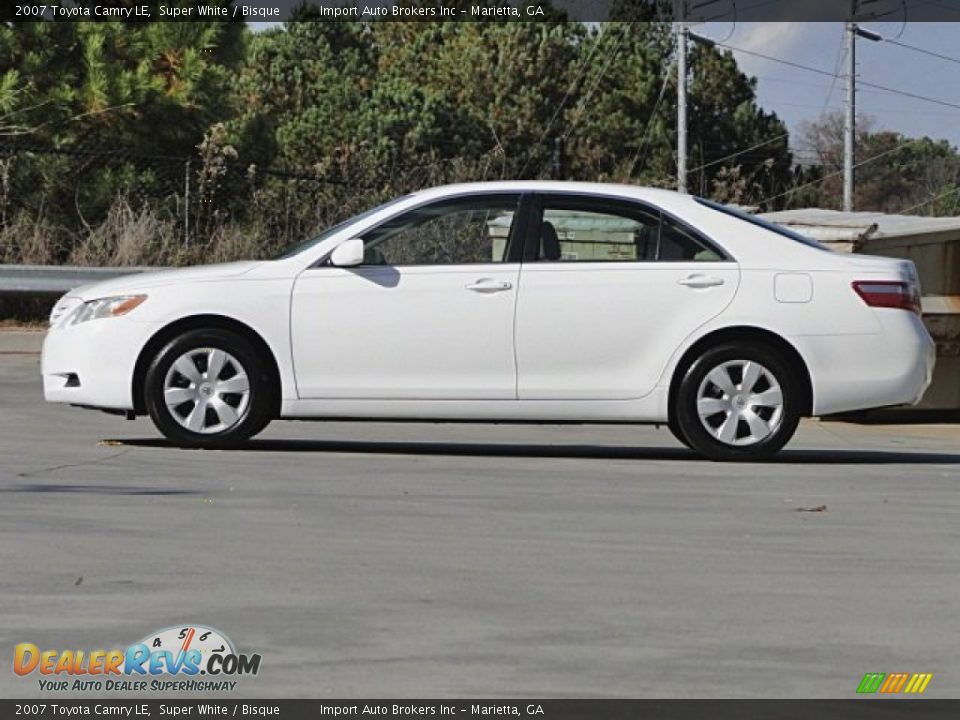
[274, 195, 412, 259]
[694, 197, 829, 251]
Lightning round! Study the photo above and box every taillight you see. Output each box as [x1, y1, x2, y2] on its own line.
[852, 281, 921, 315]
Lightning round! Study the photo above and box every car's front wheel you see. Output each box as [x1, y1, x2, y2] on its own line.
[667, 414, 693, 450]
[675, 343, 801, 461]
[144, 329, 275, 448]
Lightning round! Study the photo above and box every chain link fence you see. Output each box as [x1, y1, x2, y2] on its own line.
[0, 138, 500, 269]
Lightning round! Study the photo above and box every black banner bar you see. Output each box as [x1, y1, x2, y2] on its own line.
[2, 700, 959, 720]
[4, 0, 960, 24]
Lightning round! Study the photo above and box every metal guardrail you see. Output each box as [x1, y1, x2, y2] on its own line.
[0, 264, 161, 297]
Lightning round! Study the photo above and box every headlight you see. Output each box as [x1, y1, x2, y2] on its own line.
[64, 295, 147, 326]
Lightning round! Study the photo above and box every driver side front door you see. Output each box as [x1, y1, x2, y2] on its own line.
[290, 193, 526, 400]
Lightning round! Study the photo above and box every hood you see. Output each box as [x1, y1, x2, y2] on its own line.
[66, 261, 263, 301]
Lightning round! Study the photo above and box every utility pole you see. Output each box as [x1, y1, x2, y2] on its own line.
[843, 19, 856, 212]
[675, 0, 716, 194]
[843, 10, 882, 213]
[677, 21, 688, 194]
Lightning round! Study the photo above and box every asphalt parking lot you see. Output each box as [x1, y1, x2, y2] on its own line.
[1, 352, 958, 699]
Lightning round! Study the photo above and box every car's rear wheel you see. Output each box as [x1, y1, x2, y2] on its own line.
[675, 343, 801, 461]
[144, 329, 274, 448]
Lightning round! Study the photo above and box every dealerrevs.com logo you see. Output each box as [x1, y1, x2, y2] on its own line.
[14, 625, 260, 692]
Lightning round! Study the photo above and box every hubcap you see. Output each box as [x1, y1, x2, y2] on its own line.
[696, 359, 784, 447]
[163, 348, 250, 435]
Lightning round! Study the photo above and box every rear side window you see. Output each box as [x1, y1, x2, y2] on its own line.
[532, 196, 725, 263]
[694, 197, 829, 251]
[659, 216, 721, 261]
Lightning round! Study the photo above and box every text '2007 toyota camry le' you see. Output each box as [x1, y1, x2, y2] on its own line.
[42, 181, 935, 461]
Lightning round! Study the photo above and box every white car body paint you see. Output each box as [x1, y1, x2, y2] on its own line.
[42, 181, 935, 427]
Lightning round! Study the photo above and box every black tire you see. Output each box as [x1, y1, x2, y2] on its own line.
[675, 342, 801, 462]
[667, 414, 693, 450]
[144, 328, 275, 448]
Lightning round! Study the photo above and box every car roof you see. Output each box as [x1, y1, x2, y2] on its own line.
[413, 181, 695, 208]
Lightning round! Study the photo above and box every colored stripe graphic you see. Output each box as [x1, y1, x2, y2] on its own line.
[904, 673, 933, 694]
[857, 672, 932, 694]
[880, 673, 909, 693]
[857, 673, 886, 694]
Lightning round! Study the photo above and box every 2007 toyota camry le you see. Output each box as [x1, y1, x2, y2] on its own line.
[41, 181, 935, 461]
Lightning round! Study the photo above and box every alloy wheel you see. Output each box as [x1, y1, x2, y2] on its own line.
[695, 359, 784, 447]
[163, 348, 251, 434]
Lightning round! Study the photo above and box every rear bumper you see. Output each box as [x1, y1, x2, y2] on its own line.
[797, 312, 936, 416]
[42, 318, 161, 410]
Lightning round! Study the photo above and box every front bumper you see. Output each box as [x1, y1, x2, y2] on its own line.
[42, 318, 162, 410]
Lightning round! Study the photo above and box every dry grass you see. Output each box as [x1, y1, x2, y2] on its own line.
[0, 214, 64, 265]
[0, 160, 485, 320]
[65, 197, 288, 267]
[68, 199, 181, 267]
[1, 196, 304, 271]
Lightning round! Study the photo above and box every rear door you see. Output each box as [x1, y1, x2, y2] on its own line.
[514, 194, 739, 400]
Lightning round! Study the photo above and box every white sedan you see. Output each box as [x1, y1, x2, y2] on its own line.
[42, 182, 935, 460]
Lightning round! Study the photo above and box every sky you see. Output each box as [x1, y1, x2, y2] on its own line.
[695, 22, 960, 154]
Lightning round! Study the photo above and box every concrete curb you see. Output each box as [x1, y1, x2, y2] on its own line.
[0, 330, 45, 354]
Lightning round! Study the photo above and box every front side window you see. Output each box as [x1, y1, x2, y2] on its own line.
[534, 197, 723, 263]
[359, 194, 521, 266]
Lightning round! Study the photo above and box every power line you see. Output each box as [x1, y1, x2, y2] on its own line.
[562, 22, 634, 141]
[713, 42, 840, 79]
[713, 40, 960, 111]
[627, 55, 675, 176]
[899, 184, 960, 214]
[688, 132, 790, 173]
[756, 132, 952, 207]
[822, 25, 847, 112]
[857, 79, 960, 111]
[527, 29, 605, 165]
[878, 36, 960, 66]
[678, 19, 960, 209]
[771, 98, 960, 116]
[746, 74, 903, 96]
[670, 32, 960, 184]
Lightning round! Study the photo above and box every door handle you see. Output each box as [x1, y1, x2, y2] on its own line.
[466, 279, 513, 293]
[678, 275, 724, 289]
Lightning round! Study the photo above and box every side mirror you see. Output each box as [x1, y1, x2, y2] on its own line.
[329, 238, 365, 267]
